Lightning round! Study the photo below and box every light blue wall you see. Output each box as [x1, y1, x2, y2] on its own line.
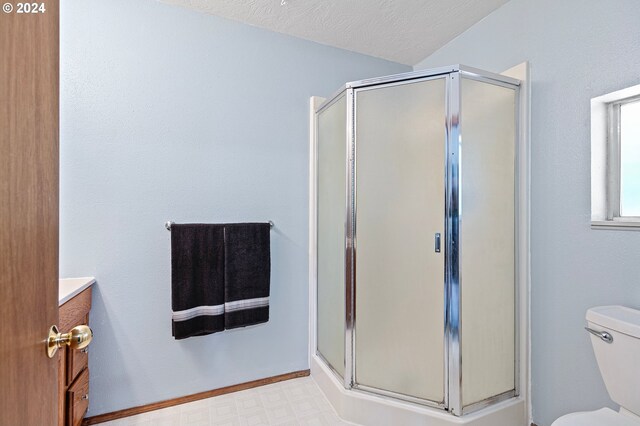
[415, 1, 640, 425]
[59, 0, 409, 415]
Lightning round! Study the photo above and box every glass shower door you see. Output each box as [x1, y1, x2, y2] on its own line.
[353, 77, 447, 404]
[459, 76, 516, 409]
[316, 95, 347, 378]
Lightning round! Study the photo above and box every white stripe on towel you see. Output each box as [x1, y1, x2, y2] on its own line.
[225, 297, 269, 312]
[172, 304, 224, 321]
[172, 297, 269, 321]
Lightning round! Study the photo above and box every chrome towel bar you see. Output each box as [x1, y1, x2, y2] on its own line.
[165, 221, 274, 231]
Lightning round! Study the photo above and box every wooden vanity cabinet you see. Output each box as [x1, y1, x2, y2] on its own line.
[58, 287, 92, 426]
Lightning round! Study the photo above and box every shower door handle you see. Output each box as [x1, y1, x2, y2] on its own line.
[434, 233, 441, 253]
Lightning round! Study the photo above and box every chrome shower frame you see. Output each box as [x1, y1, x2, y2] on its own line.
[314, 65, 521, 417]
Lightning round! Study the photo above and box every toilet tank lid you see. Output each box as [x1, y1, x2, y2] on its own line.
[586, 305, 640, 338]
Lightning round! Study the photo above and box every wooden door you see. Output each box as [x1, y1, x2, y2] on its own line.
[0, 1, 60, 425]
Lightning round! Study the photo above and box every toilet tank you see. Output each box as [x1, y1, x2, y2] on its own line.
[586, 305, 640, 417]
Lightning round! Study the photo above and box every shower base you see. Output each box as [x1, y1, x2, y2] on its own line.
[311, 355, 526, 426]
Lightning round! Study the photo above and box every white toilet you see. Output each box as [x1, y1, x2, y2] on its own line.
[552, 305, 640, 426]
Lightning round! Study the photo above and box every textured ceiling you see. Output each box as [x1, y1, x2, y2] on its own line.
[159, 0, 509, 65]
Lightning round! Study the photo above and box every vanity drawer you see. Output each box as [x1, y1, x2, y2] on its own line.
[59, 287, 92, 332]
[66, 341, 88, 386]
[66, 367, 89, 426]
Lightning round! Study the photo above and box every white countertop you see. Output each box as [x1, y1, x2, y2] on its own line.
[59, 277, 95, 306]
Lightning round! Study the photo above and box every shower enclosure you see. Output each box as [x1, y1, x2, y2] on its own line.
[314, 65, 520, 417]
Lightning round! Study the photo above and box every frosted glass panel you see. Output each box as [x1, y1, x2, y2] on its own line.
[620, 100, 640, 217]
[317, 96, 346, 377]
[355, 78, 446, 402]
[460, 78, 516, 407]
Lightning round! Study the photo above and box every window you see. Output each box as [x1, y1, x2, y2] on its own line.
[620, 100, 640, 217]
[591, 84, 640, 229]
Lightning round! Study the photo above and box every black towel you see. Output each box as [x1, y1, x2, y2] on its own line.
[171, 224, 225, 339]
[223, 223, 271, 329]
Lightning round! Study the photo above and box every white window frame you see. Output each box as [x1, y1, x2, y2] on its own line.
[591, 83, 640, 230]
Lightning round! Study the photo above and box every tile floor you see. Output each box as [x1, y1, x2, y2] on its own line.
[97, 376, 356, 426]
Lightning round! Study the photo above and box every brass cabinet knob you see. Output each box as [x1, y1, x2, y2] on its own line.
[47, 325, 93, 358]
